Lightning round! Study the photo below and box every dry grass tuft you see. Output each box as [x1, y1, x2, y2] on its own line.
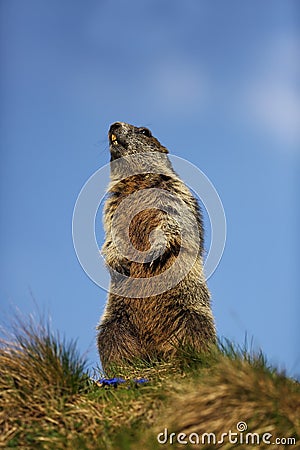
[0, 315, 299, 449]
[0, 315, 167, 449]
[152, 356, 300, 449]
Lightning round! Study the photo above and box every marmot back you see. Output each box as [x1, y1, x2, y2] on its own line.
[97, 122, 216, 371]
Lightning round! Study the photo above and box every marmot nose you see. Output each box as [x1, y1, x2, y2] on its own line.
[109, 122, 123, 134]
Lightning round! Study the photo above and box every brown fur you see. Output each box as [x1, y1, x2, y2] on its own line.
[97, 122, 216, 371]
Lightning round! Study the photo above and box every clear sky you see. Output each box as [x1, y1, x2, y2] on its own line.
[1, 0, 299, 376]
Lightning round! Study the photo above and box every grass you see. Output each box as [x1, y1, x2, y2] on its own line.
[0, 315, 299, 449]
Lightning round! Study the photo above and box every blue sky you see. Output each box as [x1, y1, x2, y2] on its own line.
[1, 1, 299, 376]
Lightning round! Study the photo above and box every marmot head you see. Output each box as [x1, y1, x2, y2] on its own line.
[108, 122, 168, 161]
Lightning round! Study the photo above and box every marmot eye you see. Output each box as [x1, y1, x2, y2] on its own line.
[139, 127, 152, 137]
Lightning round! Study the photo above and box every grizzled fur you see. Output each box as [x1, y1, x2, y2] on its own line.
[97, 122, 216, 371]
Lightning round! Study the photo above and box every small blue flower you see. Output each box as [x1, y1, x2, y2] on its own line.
[95, 376, 149, 388]
[98, 377, 126, 386]
[133, 378, 149, 384]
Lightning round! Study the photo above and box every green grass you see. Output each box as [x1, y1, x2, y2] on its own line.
[0, 315, 299, 449]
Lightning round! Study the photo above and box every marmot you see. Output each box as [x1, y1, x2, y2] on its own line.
[97, 122, 216, 371]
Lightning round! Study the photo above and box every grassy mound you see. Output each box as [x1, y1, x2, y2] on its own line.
[0, 316, 299, 449]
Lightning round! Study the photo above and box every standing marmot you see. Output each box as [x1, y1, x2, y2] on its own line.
[97, 122, 216, 371]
